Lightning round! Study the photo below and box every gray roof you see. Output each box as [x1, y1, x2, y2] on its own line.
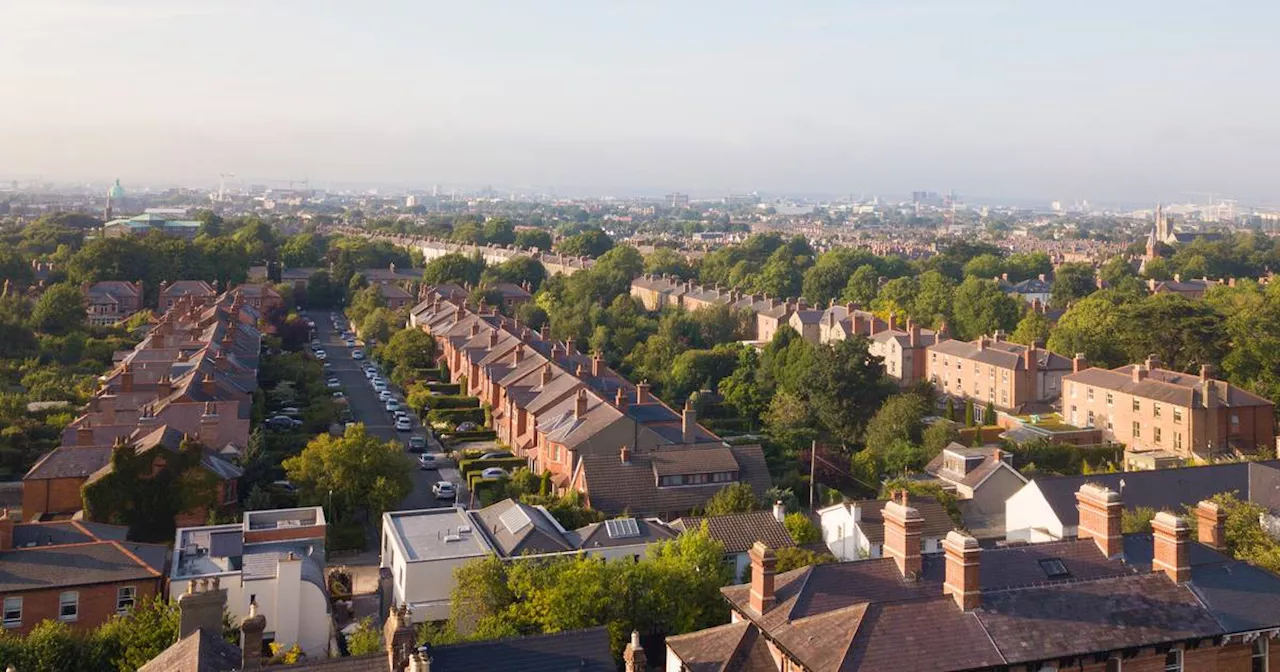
[24, 446, 113, 480]
[671, 510, 794, 554]
[1029, 460, 1280, 529]
[139, 628, 242, 672]
[11, 520, 128, 547]
[425, 626, 615, 672]
[571, 517, 676, 550]
[1065, 365, 1273, 408]
[929, 338, 1072, 371]
[0, 541, 165, 592]
[580, 444, 772, 517]
[472, 499, 574, 556]
[844, 497, 955, 546]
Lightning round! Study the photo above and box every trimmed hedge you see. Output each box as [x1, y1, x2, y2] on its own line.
[426, 407, 486, 426]
[429, 395, 480, 410]
[427, 382, 461, 395]
[458, 456, 527, 479]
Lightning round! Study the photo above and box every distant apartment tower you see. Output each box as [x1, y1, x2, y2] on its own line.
[666, 192, 689, 209]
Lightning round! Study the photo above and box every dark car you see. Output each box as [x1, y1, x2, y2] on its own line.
[407, 435, 427, 453]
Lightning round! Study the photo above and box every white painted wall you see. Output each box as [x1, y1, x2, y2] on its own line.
[819, 504, 869, 561]
[1004, 481, 1065, 542]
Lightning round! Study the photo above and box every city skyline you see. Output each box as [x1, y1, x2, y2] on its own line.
[2, 1, 1277, 203]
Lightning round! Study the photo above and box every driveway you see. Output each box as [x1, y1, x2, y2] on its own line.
[312, 314, 465, 512]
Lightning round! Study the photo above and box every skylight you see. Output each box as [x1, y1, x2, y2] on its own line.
[1039, 558, 1070, 578]
[605, 517, 641, 539]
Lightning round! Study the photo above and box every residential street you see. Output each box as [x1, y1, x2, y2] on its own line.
[311, 315, 463, 512]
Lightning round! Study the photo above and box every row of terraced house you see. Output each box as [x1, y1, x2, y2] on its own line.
[410, 291, 771, 519]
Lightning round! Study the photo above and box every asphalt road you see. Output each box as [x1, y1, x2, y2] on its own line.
[310, 314, 454, 511]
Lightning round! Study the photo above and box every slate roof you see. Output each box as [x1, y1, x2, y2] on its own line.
[580, 444, 771, 517]
[0, 539, 166, 592]
[571, 517, 676, 550]
[929, 338, 1072, 371]
[1065, 365, 1273, 408]
[844, 497, 955, 546]
[24, 445, 113, 480]
[1028, 460, 1280, 529]
[423, 626, 615, 672]
[923, 445, 1025, 490]
[138, 628, 242, 672]
[715, 533, 1280, 671]
[666, 620, 778, 672]
[671, 510, 795, 555]
[11, 520, 128, 547]
[651, 446, 742, 476]
[472, 499, 575, 556]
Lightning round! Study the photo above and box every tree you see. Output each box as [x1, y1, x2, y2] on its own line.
[863, 393, 929, 454]
[910, 271, 955, 328]
[702, 482, 760, 515]
[422, 253, 485, 287]
[379, 328, 437, 380]
[556, 228, 614, 258]
[1114, 293, 1225, 373]
[1050, 262, 1096, 308]
[921, 422, 959, 461]
[94, 597, 180, 672]
[282, 424, 412, 522]
[841, 264, 880, 305]
[784, 512, 821, 545]
[481, 217, 516, 246]
[644, 248, 695, 280]
[514, 229, 553, 251]
[1005, 252, 1052, 283]
[962, 253, 1005, 280]
[1010, 309, 1050, 346]
[1046, 291, 1130, 368]
[345, 617, 384, 656]
[280, 233, 327, 268]
[963, 399, 975, 427]
[32, 283, 87, 334]
[806, 338, 892, 443]
[360, 307, 398, 345]
[950, 277, 1021, 341]
[774, 547, 836, 573]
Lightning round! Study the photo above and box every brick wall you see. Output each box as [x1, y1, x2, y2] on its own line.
[244, 525, 326, 544]
[4, 579, 161, 635]
[22, 477, 87, 517]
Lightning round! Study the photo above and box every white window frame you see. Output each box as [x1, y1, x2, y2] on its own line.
[3, 597, 21, 628]
[1164, 648, 1182, 672]
[117, 586, 137, 614]
[59, 591, 79, 622]
[1253, 637, 1268, 672]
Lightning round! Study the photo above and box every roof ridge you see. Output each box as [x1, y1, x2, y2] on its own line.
[109, 540, 164, 576]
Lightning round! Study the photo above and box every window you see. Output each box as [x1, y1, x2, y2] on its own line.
[3, 597, 20, 628]
[1232, 413, 1240, 427]
[1107, 417, 1114, 432]
[1154, 427, 1162, 444]
[1164, 649, 1182, 672]
[1106, 658, 1122, 672]
[1087, 410, 1094, 427]
[59, 592, 78, 622]
[1173, 408, 1182, 424]
[116, 586, 136, 614]
[1253, 638, 1268, 672]
[1087, 387, 1094, 401]
[1175, 433, 1182, 450]
[1106, 392, 1114, 406]
[1133, 399, 1141, 412]
[1153, 403, 1162, 418]
[1071, 383, 1077, 398]
[1132, 421, 1141, 439]
[1001, 391, 1008, 405]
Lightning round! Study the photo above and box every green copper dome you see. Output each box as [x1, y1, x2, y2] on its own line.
[107, 178, 125, 200]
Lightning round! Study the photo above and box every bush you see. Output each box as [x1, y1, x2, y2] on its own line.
[444, 430, 498, 443]
[427, 382, 460, 395]
[428, 395, 481, 410]
[784, 512, 822, 545]
[327, 520, 367, 552]
[426, 407, 486, 427]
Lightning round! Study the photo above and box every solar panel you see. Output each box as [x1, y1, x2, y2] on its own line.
[605, 517, 641, 539]
[499, 506, 532, 534]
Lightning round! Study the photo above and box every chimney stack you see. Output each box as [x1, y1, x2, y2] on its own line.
[1072, 353, 1088, 374]
[178, 578, 228, 639]
[615, 387, 627, 409]
[240, 601, 267, 671]
[488, 328, 498, 347]
[1196, 500, 1226, 550]
[540, 363, 553, 387]
[202, 373, 217, 396]
[1024, 345, 1037, 373]
[1145, 354, 1162, 371]
[77, 422, 95, 446]
[564, 337, 576, 356]
[574, 389, 588, 419]
[909, 320, 920, 347]
[591, 352, 603, 377]
[1200, 364, 1216, 384]
[0, 508, 14, 551]
[469, 322, 480, 337]
[1075, 483, 1123, 558]
[121, 365, 134, 393]
[623, 631, 647, 672]
[883, 492, 924, 579]
[383, 604, 416, 672]
[636, 381, 651, 404]
[943, 531, 981, 611]
[1151, 511, 1191, 584]
[772, 500, 786, 523]
[1132, 364, 1147, 383]
[512, 345, 524, 366]
[682, 399, 696, 443]
[747, 541, 776, 615]
[620, 444, 631, 465]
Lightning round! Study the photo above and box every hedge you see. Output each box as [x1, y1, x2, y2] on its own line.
[458, 456, 527, 479]
[426, 407, 486, 426]
[428, 395, 480, 410]
[445, 429, 498, 444]
[427, 382, 461, 395]
[469, 477, 505, 505]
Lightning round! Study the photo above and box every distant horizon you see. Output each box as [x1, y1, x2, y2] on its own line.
[2, 2, 1276, 207]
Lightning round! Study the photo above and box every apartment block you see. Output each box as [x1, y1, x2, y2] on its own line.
[1063, 357, 1275, 460]
[926, 332, 1074, 415]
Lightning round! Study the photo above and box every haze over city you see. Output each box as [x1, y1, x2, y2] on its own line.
[3, 0, 1278, 203]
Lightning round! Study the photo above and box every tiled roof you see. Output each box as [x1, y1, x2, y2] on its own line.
[0, 540, 166, 592]
[571, 517, 676, 550]
[138, 628, 242, 672]
[424, 626, 615, 672]
[651, 446, 741, 476]
[929, 338, 1072, 371]
[845, 497, 955, 546]
[1065, 365, 1273, 408]
[672, 510, 795, 554]
[24, 446, 112, 480]
[472, 499, 575, 556]
[580, 444, 771, 517]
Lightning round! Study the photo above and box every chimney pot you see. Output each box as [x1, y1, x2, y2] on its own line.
[623, 630, 646, 672]
[682, 399, 696, 443]
[620, 444, 631, 464]
[772, 500, 786, 523]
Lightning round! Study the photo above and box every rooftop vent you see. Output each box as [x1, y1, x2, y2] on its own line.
[458, 524, 472, 534]
[443, 534, 462, 543]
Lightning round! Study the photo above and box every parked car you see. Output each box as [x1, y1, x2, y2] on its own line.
[379, 390, 393, 401]
[418, 453, 438, 470]
[385, 399, 400, 413]
[315, 350, 327, 360]
[266, 416, 303, 430]
[365, 367, 378, 379]
[455, 421, 479, 432]
[278, 407, 301, 417]
[432, 481, 456, 499]
[480, 467, 509, 479]
[407, 435, 427, 452]
[339, 408, 354, 423]
[326, 378, 341, 389]
[351, 349, 365, 360]
[395, 417, 412, 431]
[332, 391, 346, 400]
[479, 451, 514, 460]
[373, 380, 388, 392]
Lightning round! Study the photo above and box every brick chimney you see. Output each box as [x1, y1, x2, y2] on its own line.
[883, 492, 924, 579]
[636, 381, 651, 404]
[488, 328, 498, 347]
[747, 541, 776, 615]
[615, 387, 627, 409]
[121, 365, 134, 393]
[591, 352, 603, 377]
[1200, 364, 1216, 384]
[512, 344, 524, 366]
[178, 578, 228, 639]
[887, 312, 898, 332]
[240, 600, 266, 671]
[1132, 364, 1147, 383]
[620, 444, 631, 465]
[909, 320, 920, 348]
[157, 374, 172, 397]
[0, 508, 14, 551]
[1151, 511, 1190, 584]
[943, 531, 981, 611]
[469, 321, 480, 337]
[623, 631, 647, 672]
[977, 336, 987, 352]
[574, 389, 588, 419]
[383, 604, 416, 672]
[540, 363, 553, 387]
[564, 337, 576, 356]
[1076, 483, 1123, 558]
[1145, 354, 1161, 371]
[682, 399, 696, 443]
[1024, 345, 1037, 373]
[77, 421, 95, 446]
[937, 321, 950, 342]
[1072, 353, 1088, 374]
[1196, 500, 1226, 550]
[869, 317, 879, 336]
[202, 373, 217, 396]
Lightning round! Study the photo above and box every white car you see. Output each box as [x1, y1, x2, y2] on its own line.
[385, 399, 400, 413]
[372, 380, 388, 392]
[480, 467, 509, 479]
[315, 350, 327, 360]
[432, 481, 456, 499]
[394, 417, 412, 431]
[379, 390, 393, 401]
[326, 378, 341, 389]
[351, 349, 365, 360]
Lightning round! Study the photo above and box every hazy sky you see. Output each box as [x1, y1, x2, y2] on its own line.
[2, 0, 1277, 203]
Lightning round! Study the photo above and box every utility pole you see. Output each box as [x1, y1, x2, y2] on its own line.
[809, 439, 817, 509]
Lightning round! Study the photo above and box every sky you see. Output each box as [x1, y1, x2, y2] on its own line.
[1, 0, 1277, 204]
